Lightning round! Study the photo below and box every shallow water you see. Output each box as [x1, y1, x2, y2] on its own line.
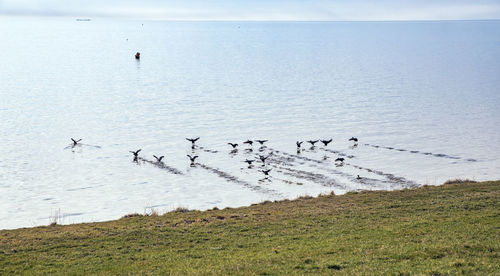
[1, 18, 499, 229]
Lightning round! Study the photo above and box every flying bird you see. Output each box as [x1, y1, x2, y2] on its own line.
[335, 158, 345, 163]
[255, 140, 268, 145]
[227, 143, 238, 149]
[186, 137, 200, 149]
[261, 169, 272, 176]
[349, 137, 358, 142]
[71, 138, 82, 146]
[153, 155, 164, 162]
[307, 140, 319, 146]
[187, 154, 199, 164]
[129, 149, 141, 157]
[296, 141, 303, 148]
[259, 155, 271, 164]
[244, 159, 255, 165]
[321, 139, 333, 146]
[243, 140, 254, 146]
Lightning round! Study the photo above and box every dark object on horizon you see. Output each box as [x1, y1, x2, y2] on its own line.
[130, 149, 141, 157]
[296, 141, 303, 148]
[153, 155, 164, 162]
[71, 138, 82, 146]
[244, 159, 255, 165]
[335, 158, 345, 163]
[349, 137, 358, 142]
[228, 143, 238, 149]
[243, 140, 253, 146]
[186, 137, 200, 149]
[255, 140, 268, 145]
[307, 140, 319, 146]
[187, 154, 199, 164]
[357, 175, 362, 180]
[321, 139, 333, 146]
[261, 169, 272, 176]
[135, 52, 140, 59]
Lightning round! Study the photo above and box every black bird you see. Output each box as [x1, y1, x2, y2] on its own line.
[321, 139, 333, 146]
[129, 149, 141, 157]
[259, 155, 270, 164]
[71, 138, 82, 146]
[307, 140, 319, 146]
[228, 143, 238, 149]
[153, 155, 164, 162]
[244, 159, 255, 165]
[255, 140, 268, 145]
[187, 154, 199, 164]
[296, 141, 303, 148]
[243, 140, 253, 146]
[349, 137, 358, 142]
[335, 157, 345, 163]
[357, 175, 362, 180]
[261, 169, 272, 176]
[135, 52, 140, 59]
[186, 137, 200, 149]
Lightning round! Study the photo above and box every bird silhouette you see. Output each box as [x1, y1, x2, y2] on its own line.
[335, 157, 345, 163]
[71, 138, 82, 146]
[153, 155, 164, 162]
[187, 154, 199, 164]
[243, 140, 253, 146]
[255, 140, 268, 145]
[227, 143, 238, 149]
[261, 169, 272, 176]
[357, 175, 362, 179]
[307, 140, 319, 146]
[349, 137, 358, 142]
[259, 155, 271, 164]
[244, 159, 255, 165]
[321, 139, 333, 146]
[296, 141, 303, 148]
[129, 149, 141, 157]
[186, 137, 200, 149]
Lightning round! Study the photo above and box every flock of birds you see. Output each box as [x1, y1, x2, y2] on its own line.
[71, 136, 360, 179]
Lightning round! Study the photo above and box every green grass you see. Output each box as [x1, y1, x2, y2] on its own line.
[1, 180, 499, 275]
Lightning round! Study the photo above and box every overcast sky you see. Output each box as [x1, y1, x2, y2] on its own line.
[1, 0, 499, 21]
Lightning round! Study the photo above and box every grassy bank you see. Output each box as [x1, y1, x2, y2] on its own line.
[0, 180, 499, 275]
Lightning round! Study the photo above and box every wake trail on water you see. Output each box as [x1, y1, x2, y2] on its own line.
[268, 148, 417, 189]
[138, 157, 184, 175]
[364, 143, 478, 162]
[197, 163, 282, 197]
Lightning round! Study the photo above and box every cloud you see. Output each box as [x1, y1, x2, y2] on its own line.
[1, 0, 499, 20]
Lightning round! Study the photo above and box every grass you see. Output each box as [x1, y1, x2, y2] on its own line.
[0, 180, 498, 275]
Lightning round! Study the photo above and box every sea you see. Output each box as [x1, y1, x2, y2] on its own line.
[1, 17, 499, 229]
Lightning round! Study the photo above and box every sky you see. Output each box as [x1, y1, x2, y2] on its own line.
[0, 0, 499, 21]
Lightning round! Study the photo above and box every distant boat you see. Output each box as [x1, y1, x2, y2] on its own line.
[76, 19, 92, 21]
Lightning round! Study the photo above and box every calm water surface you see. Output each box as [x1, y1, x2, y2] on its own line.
[1, 18, 499, 229]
